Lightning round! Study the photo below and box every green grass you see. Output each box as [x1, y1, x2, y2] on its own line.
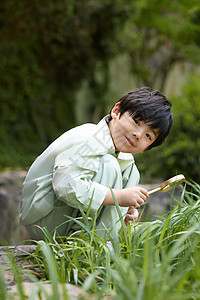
[1, 181, 200, 299]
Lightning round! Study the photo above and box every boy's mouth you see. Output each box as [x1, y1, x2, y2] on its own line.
[125, 136, 134, 146]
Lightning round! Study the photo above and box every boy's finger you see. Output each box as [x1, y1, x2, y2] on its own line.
[140, 187, 149, 198]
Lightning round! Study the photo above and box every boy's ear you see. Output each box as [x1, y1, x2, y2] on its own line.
[111, 102, 120, 119]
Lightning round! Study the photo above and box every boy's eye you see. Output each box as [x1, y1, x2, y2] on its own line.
[134, 118, 140, 126]
[146, 133, 151, 141]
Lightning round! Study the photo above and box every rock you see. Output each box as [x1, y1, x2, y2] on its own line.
[8, 282, 91, 300]
[0, 245, 97, 299]
[0, 245, 36, 287]
[0, 171, 30, 245]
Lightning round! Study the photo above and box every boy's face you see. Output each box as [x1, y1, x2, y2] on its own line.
[109, 103, 158, 154]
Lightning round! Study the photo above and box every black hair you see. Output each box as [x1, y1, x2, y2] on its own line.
[106, 87, 173, 150]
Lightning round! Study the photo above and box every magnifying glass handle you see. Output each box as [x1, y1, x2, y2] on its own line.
[148, 186, 161, 195]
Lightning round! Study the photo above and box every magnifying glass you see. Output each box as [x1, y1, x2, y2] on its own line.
[148, 174, 185, 195]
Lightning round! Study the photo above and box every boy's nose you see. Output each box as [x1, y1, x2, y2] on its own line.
[133, 133, 139, 141]
[132, 129, 143, 141]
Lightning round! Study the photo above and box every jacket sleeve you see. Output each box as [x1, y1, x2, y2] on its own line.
[52, 147, 109, 217]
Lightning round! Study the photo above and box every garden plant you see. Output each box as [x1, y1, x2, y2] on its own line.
[1, 180, 200, 299]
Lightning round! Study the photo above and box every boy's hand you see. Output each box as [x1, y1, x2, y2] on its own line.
[119, 186, 149, 208]
[124, 206, 139, 226]
[103, 186, 149, 207]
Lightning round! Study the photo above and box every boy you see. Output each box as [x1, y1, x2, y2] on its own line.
[20, 87, 173, 240]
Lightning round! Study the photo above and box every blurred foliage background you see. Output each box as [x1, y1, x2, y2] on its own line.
[0, 0, 200, 183]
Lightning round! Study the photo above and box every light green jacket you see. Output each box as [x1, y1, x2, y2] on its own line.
[20, 118, 138, 228]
